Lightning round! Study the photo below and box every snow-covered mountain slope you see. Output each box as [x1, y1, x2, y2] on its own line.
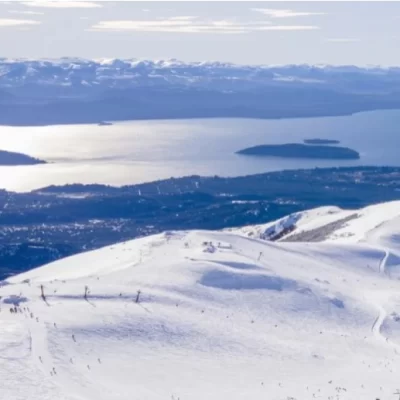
[2, 202, 400, 400]
[226, 205, 354, 241]
[230, 200, 400, 245]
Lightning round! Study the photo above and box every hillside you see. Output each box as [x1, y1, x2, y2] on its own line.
[2, 166, 400, 280]
[1, 202, 400, 399]
[230, 201, 400, 247]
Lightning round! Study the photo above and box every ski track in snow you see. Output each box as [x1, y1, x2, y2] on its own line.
[370, 248, 400, 355]
[379, 249, 389, 275]
[371, 250, 390, 338]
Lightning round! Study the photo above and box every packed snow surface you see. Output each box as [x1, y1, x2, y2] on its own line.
[2, 201, 400, 400]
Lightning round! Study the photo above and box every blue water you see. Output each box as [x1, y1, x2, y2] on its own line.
[0, 109, 399, 192]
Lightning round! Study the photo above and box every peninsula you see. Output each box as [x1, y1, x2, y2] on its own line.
[0, 150, 47, 166]
[236, 144, 360, 160]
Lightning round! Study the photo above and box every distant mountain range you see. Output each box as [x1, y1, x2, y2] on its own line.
[2, 58, 400, 93]
[1, 59, 400, 125]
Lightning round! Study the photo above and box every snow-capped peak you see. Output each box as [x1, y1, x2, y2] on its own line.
[1, 58, 400, 95]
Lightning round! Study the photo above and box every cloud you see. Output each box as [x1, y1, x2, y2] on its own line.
[258, 25, 319, 31]
[252, 8, 325, 18]
[89, 17, 318, 34]
[22, 1, 102, 8]
[169, 16, 198, 21]
[0, 18, 41, 27]
[325, 38, 360, 43]
[8, 10, 44, 15]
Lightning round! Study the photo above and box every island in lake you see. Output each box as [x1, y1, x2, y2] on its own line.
[0, 150, 47, 166]
[304, 139, 340, 145]
[236, 143, 360, 160]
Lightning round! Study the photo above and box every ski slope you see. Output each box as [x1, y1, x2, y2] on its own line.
[2, 202, 400, 400]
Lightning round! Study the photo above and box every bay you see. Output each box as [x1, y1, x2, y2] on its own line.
[0, 109, 399, 192]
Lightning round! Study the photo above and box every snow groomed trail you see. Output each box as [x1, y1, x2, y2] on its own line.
[379, 249, 390, 274]
[369, 248, 400, 355]
[371, 250, 390, 344]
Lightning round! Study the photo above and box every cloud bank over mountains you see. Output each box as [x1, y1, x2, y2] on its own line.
[0, 6, 324, 34]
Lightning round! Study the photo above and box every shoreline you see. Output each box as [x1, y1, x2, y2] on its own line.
[0, 109, 380, 128]
[0, 105, 399, 128]
[1, 165, 396, 194]
[2, 105, 400, 128]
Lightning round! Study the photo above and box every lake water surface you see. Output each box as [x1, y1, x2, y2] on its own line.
[0, 109, 399, 192]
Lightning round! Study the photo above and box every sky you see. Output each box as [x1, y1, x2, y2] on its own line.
[0, 1, 400, 66]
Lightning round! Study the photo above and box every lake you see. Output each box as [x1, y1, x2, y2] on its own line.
[0, 109, 399, 192]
